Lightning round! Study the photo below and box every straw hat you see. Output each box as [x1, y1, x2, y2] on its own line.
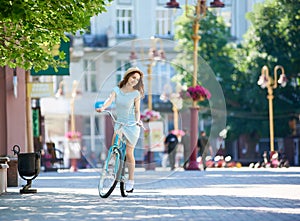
[123, 67, 144, 78]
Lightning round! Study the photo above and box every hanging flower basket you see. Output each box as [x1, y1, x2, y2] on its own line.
[171, 129, 186, 136]
[186, 85, 211, 101]
[141, 109, 161, 122]
[65, 131, 82, 140]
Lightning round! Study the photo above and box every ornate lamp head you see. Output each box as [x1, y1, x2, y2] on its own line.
[165, 0, 181, 8]
[257, 74, 268, 89]
[210, 0, 225, 8]
[278, 73, 287, 87]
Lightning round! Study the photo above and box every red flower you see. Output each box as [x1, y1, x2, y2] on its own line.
[186, 85, 211, 101]
[65, 131, 81, 139]
[140, 109, 161, 122]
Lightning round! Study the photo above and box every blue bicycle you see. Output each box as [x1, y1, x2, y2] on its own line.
[98, 110, 143, 198]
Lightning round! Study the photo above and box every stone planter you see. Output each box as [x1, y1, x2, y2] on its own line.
[0, 157, 10, 194]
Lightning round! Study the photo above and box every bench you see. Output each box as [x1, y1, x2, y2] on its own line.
[42, 143, 64, 171]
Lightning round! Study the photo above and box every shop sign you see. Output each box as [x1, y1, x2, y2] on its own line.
[27, 82, 54, 98]
[30, 39, 70, 76]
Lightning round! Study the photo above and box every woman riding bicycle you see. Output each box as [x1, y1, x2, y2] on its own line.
[96, 67, 144, 193]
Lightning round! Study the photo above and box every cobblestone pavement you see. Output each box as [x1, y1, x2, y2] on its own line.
[1, 167, 300, 221]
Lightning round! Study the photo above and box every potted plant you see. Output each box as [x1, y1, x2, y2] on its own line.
[65, 131, 82, 172]
[140, 109, 161, 122]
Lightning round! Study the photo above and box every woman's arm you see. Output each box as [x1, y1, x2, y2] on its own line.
[134, 96, 142, 125]
[96, 91, 116, 112]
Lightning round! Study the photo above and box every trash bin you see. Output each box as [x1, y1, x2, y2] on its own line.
[12, 145, 41, 194]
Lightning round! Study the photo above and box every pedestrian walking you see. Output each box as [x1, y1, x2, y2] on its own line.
[197, 131, 212, 170]
[164, 130, 178, 170]
[96, 67, 144, 192]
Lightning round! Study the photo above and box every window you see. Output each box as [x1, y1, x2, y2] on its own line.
[153, 62, 171, 94]
[82, 116, 91, 136]
[116, 8, 134, 36]
[83, 59, 97, 92]
[118, 0, 132, 4]
[156, 9, 173, 37]
[116, 60, 131, 84]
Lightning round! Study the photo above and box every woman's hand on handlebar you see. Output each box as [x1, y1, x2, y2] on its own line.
[137, 120, 145, 129]
[136, 120, 143, 127]
[96, 107, 105, 112]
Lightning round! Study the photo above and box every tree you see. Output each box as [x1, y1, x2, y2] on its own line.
[172, 8, 234, 137]
[227, 0, 300, 139]
[172, 0, 300, 144]
[0, 0, 112, 71]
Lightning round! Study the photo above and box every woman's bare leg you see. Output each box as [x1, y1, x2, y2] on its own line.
[126, 142, 135, 181]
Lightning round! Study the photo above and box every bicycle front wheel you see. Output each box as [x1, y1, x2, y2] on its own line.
[98, 149, 121, 198]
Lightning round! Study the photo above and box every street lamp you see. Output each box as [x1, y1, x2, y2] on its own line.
[55, 80, 81, 171]
[257, 65, 287, 152]
[166, 0, 224, 170]
[68, 80, 82, 172]
[160, 83, 183, 132]
[165, 0, 181, 8]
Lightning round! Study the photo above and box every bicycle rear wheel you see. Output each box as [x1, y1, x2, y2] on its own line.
[98, 148, 121, 198]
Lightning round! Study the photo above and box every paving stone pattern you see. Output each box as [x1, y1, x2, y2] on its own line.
[1, 167, 300, 221]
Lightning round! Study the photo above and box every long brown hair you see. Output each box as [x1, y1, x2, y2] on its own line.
[119, 71, 144, 97]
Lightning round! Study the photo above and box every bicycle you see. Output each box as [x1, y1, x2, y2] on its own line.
[98, 110, 143, 198]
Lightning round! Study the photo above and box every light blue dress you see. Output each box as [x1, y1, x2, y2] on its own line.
[113, 86, 141, 146]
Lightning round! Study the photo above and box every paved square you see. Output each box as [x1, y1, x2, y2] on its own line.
[1, 167, 299, 220]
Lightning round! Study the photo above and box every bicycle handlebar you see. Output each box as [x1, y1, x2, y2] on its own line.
[100, 110, 145, 129]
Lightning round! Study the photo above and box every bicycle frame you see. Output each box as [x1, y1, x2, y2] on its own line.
[104, 134, 127, 181]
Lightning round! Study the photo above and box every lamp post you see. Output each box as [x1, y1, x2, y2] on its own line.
[54, 80, 76, 134]
[160, 83, 183, 132]
[166, 0, 224, 170]
[69, 80, 81, 172]
[55, 80, 81, 171]
[257, 65, 287, 152]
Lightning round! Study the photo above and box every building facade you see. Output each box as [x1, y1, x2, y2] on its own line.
[39, 0, 267, 166]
